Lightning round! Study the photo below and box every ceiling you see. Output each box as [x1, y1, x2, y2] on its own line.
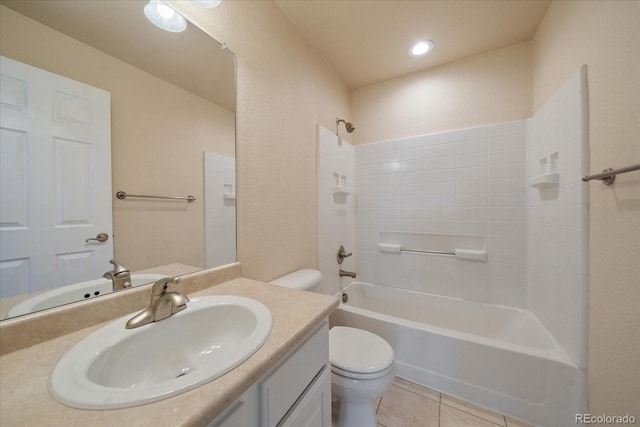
[275, 0, 551, 90]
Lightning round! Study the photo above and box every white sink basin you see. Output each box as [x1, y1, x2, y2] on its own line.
[8, 274, 165, 317]
[49, 295, 272, 409]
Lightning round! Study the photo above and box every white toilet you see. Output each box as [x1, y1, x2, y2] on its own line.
[269, 269, 396, 427]
[329, 326, 395, 427]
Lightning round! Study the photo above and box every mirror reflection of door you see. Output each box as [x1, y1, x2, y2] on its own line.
[0, 56, 113, 298]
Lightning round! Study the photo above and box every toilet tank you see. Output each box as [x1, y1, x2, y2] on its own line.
[268, 269, 322, 292]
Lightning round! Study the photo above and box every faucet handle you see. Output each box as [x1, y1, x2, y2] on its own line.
[337, 245, 353, 264]
[151, 276, 181, 295]
[108, 259, 130, 275]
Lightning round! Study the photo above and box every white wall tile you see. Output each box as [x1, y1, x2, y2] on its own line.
[353, 120, 528, 308]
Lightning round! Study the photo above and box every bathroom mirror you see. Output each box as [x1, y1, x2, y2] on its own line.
[0, 0, 236, 319]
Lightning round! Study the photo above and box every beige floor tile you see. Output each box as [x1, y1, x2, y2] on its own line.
[505, 416, 534, 427]
[376, 385, 439, 427]
[441, 404, 505, 427]
[393, 377, 440, 402]
[441, 394, 506, 426]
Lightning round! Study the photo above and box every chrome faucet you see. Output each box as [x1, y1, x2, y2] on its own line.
[103, 259, 132, 291]
[339, 269, 357, 278]
[125, 276, 189, 329]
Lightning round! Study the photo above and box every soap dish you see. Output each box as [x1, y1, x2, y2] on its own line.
[529, 173, 559, 188]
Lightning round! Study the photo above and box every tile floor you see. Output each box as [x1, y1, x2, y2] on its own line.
[334, 377, 534, 427]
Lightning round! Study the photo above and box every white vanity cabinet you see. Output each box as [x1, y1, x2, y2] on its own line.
[209, 321, 331, 427]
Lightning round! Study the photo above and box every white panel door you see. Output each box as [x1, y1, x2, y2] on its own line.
[0, 56, 112, 298]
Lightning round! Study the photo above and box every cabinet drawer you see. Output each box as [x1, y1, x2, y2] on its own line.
[261, 322, 328, 427]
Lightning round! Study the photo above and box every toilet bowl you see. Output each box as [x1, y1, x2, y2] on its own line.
[329, 326, 395, 427]
[269, 270, 395, 427]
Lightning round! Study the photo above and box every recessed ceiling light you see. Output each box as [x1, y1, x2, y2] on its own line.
[409, 40, 434, 57]
[144, 0, 187, 32]
[190, 0, 222, 7]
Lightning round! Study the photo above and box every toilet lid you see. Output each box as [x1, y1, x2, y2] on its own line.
[268, 269, 322, 290]
[329, 327, 394, 375]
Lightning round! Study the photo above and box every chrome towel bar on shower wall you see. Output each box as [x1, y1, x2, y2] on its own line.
[116, 191, 196, 202]
[582, 163, 640, 185]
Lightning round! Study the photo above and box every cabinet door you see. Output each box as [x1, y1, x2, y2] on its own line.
[261, 323, 328, 427]
[279, 366, 331, 427]
[208, 386, 259, 427]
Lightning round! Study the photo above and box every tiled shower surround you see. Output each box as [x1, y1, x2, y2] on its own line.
[355, 120, 529, 309]
[318, 69, 588, 370]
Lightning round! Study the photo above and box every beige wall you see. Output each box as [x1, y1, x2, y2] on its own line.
[533, 1, 640, 416]
[0, 6, 235, 271]
[351, 42, 533, 144]
[172, 0, 351, 282]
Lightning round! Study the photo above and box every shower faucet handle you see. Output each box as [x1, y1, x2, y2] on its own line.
[337, 245, 353, 264]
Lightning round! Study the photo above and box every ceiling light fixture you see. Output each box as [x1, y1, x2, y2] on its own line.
[144, 0, 187, 32]
[190, 0, 222, 7]
[409, 40, 434, 57]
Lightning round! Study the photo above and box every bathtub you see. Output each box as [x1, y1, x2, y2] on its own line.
[330, 282, 586, 427]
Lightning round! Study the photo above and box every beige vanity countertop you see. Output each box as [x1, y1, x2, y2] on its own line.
[0, 278, 339, 427]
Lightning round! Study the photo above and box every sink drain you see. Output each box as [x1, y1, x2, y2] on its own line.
[176, 368, 191, 378]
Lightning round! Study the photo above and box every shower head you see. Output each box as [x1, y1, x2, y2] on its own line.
[336, 118, 356, 134]
[345, 122, 355, 133]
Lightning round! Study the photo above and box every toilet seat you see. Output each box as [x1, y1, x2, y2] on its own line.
[329, 326, 394, 380]
[331, 362, 395, 380]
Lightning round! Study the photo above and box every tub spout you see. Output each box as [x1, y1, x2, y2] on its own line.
[339, 269, 357, 278]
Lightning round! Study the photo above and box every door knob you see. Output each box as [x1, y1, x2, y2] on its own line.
[86, 233, 109, 243]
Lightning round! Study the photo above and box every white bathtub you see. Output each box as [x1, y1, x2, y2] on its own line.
[330, 282, 586, 427]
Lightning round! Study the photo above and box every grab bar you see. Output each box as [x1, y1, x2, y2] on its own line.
[401, 249, 455, 256]
[378, 243, 487, 261]
[582, 163, 640, 185]
[116, 191, 196, 202]
[379, 244, 454, 256]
